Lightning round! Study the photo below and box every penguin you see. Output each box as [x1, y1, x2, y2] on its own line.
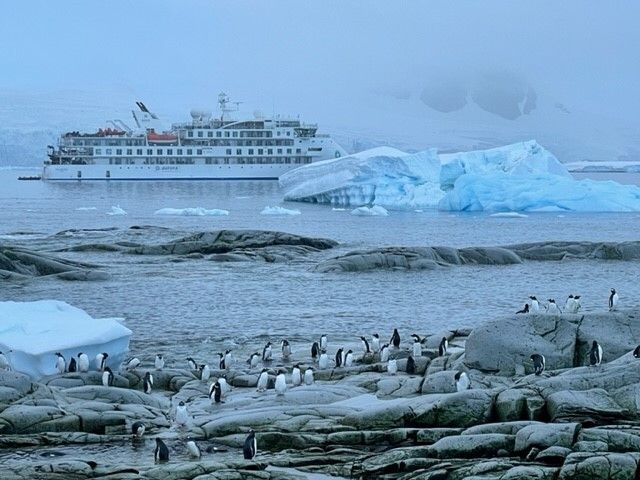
[360, 336, 371, 354]
[275, 373, 287, 396]
[454, 371, 470, 391]
[55, 352, 66, 374]
[256, 368, 269, 392]
[143, 371, 154, 394]
[262, 342, 272, 362]
[438, 337, 448, 357]
[186, 440, 201, 459]
[123, 357, 140, 371]
[199, 364, 211, 382]
[186, 357, 198, 371]
[406, 355, 416, 374]
[564, 295, 575, 313]
[209, 381, 223, 403]
[304, 367, 314, 385]
[546, 299, 562, 315]
[609, 288, 618, 311]
[78, 353, 89, 373]
[320, 334, 328, 351]
[344, 349, 354, 367]
[224, 350, 233, 369]
[154, 438, 169, 462]
[131, 421, 145, 438]
[371, 333, 380, 353]
[318, 352, 329, 370]
[243, 429, 257, 460]
[154, 354, 164, 370]
[102, 367, 114, 387]
[218, 377, 230, 396]
[292, 364, 302, 386]
[530, 353, 545, 376]
[529, 296, 540, 312]
[311, 342, 320, 361]
[412, 336, 422, 358]
[589, 340, 603, 366]
[175, 401, 189, 426]
[516, 304, 530, 314]
[0, 351, 10, 371]
[634, 346, 640, 359]
[390, 329, 401, 349]
[387, 359, 398, 375]
[218, 353, 225, 370]
[96, 352, 109, 372]
[335, 348, 344, 367]
[281, 340, 291, 360]
[380, 344, 390, 363]
[573, 295, 582, 312]
[248, 352, 260, 369]
[68, 357, 77, 373]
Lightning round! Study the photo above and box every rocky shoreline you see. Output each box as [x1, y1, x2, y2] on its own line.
[2, 310, 640, 479]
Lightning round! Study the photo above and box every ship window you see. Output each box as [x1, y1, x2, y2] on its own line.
[296, 148, 301, 154]
[95, 148, 102, 155]
[287, 148, 292, 154]
[187, 149, 193, 155]
[167, 149, 173, 155]
[197, 131, 203, 137]
[309, 147, 322, 151]
[115, 158, 122, 165]
[267, 148, 273, 154]
[258, 149, 263, 155]
[188, 131, 193, 137]
[236, 149, 241, 155]
[286, 131, 291, 136]
[197, 149, 202, 155]
[116, 149, 122, 155]
[137, 149, 143, 155]
[277, 148, 282, 154]
[232, 131, 238, 137]
[216, 131, 222, 137]
[226, 149, 232, 155]
[158, 149, 163, 155]
[127, 149, 132, 155]
[147, 149, 153, 155]
[177, 149, 183, 155]
[207, 131, 213, 137]
[248, 149, 254, 155]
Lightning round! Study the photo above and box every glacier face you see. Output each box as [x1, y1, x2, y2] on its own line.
[0, 300, 131, 379]
[281, 141, 640, 212]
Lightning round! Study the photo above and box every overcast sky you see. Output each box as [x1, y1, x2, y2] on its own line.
[2, 1, 639, 133]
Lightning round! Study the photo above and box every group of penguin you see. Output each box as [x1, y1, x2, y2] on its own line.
[516, 289, 619, 315]
[151, 429, 257, 463]
[530, 339, 608, 378]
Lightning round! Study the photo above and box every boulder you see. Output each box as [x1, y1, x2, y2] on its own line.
[558, 452, 639, 480]
[463, 421, 542, 436]
[514, 423, 580, 452]
[546, 389, 628, 423]
[421, 370, 458, 394]
[578, 428, 640, 452]
[428, 433, 515, 458]
[576, 311, 640, 364]
[535, 446, 572, 465]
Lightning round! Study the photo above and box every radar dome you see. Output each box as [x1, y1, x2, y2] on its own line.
[190, 109, 212, 120]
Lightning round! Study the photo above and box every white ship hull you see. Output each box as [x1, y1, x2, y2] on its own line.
[43, 163, 300, 180]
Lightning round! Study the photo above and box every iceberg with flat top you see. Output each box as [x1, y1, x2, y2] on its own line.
[281, 141, 640, 212]
[0, 300, 131, 379]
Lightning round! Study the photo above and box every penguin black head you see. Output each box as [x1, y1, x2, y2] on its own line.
[261, 368, 268, 373]
[592, 340, 599, 348]
[373, 333, 379, 338]
[156, 354, 163, 359]
[359, 336, 366, 341]
[454, 371, 463, 381]
[611, 288, 616, 293]
[568, 294, 574, 298]
[102, 352, 109, 359]
[347, 349, 353, 354]
[548, 299, 555, 303]
[104, 366, 113, 373]
[77, 352, 83, 357]
[529, 296, 537, 300]
[179, 401, 185, 407]
[574, 295, 581, 299]
[55, 352, 62, 357]
[265, 341, 271, 347]
[144, 371, 151, 378]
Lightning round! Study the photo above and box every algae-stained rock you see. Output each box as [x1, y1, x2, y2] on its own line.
[428, 433, 515, 458]
[546, 389, 627, 423]
[465, 314, 577, 374]
[500, 465, 560, 480]
[558, 452, 639, 480]
[514, 423, 580, 452]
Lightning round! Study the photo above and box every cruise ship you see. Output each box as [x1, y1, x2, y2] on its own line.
[43, 93, 347, 180]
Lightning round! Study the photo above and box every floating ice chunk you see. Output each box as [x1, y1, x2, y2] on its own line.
[351, 205, 389, 216]
[107, 205, 127, 216]
[76, 207, 97, 211]
[260, 206, 301, 216]
[439, 173, 640, 212]
[0, 300, 131, 379]
[154, 207, 229, 216]
[489, 212, 528, 218]
[332, 208, 346, 211]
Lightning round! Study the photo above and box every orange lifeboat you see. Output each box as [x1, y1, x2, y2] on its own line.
[147, 130, 178, 144]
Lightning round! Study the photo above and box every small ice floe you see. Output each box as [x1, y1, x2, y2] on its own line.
[414, 209, 424, 213]
[76, 207, 98, 211]
[332, 207, 346, 211]
[489, 212, 528, 218]
[260, 206, 301, 216]
[154, 207, 229, 216]
[107, 205, 127, 216]
[350, 205, 389, 216]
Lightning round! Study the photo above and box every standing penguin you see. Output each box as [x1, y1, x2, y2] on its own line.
[371, 333, 380, 353]
[55, 353, 66, 374]
[311, 342, 320, 361]
[406, 355, 416, 374]
[154, 438, 169, 462]
[224, 350, 233, 369]
[209, 381, 223, 404]
[573, 295, 582, 312]
[335, 348, 344, 367]
[175, 401, 189, 427]
[123, 357, 141, 371]
[281, 340, 291, 360]
[529, 296, 540, 312]
[68, 357, 77, 373]
[131, 421, 145, 438]
[275, 373, 287, 396]
[438, 337, 448, 357]
[248, 352, 260, 369]
[564, 295, 575, 313]
[154, 354, 164, 370]
[262, 342, 272, 362]
[344, 349, 354, 367]
[304, 367, 314, 385]
[199, 364, 211, 382]
[454, 371, 470, 391]
[96, 352, 109, 372]
[516, 304, 530, 314]
[360, 336, 371, 354]
[143, 371, 154, 394]
[589, 340, 603, 366]
[318, 352, 329, 370]
[102, 367, 114, 387]
[186, 440, 201, 459]
[186, 357, 198, 371]
[320, 334, 328, 351]
[387, 359, 398, 375]
[243, 430, 257, 460]
[380, 344, 390, 363]
[256, 368, 269, 392]
[78, 353, 89, 373]
[609, 288, 619, 311]
[546, 299, 562, 315]
[218, 353, 226, 370]
[390, 329, 401, 349]
[411, 335, 422, 358]
[218, 376, 230, 396]
[292, 364, 302, 386]
[531, 353, 546, 376]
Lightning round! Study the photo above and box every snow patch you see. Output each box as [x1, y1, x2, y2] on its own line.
[351, 205, 389, 216]
[154, 207, 229, 216]
[107, 205, 127, 216]
[260, 206, 301, 216]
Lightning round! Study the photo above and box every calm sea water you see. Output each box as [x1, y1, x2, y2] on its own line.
[1, 168, 640, 364]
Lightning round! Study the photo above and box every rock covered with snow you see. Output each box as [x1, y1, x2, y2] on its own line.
[0, 300, 131, 379]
